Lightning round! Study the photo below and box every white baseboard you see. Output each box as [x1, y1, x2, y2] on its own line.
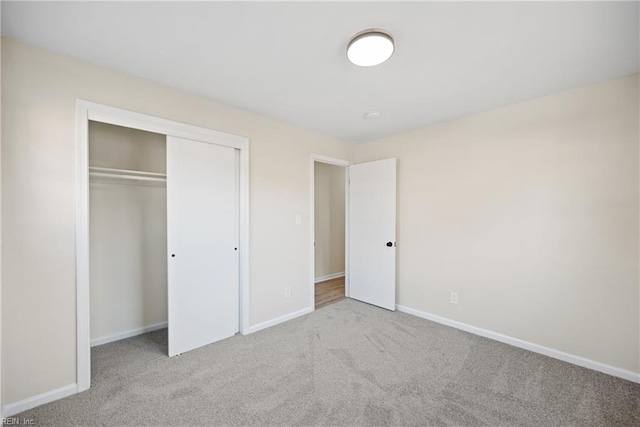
[90, 321, 168, 347]
[2, 383, 78, 418]
[396, 305, 640, 384]
[314, 271, 345, 283]
[246, 306, 313, 334]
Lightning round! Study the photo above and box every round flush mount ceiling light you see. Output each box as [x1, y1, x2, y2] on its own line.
[347, 29, 394, 67]
[363, 111, 381, 120]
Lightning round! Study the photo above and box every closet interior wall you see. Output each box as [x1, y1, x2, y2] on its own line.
[88, 121, 168, 345]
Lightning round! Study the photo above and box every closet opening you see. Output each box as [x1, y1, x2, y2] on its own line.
[77, 100, 250, 393]
[311, 155, 352, 310]
[88, 121, 169, 360]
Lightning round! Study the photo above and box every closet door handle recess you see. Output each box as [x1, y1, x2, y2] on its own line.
[171, 254, 176, 257]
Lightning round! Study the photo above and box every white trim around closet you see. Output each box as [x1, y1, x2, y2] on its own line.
[75, 99, 250, 393]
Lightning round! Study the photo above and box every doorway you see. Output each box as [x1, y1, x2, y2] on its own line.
[76, 100, 250, 393]
[310, 155, 398, 313]
[310, 155, 352, 310]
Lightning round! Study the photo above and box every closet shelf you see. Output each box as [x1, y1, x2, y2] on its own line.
[89, 166, 167, 182]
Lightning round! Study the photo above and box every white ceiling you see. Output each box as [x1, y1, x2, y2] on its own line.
[2, 1, 638, 143]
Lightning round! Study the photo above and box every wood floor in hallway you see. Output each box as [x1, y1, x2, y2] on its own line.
[315, 276, 345, 309]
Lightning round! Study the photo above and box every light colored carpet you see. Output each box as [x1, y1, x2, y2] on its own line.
[16, 299, 640, 426]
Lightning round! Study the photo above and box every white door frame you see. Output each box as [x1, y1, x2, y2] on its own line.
[310, 154, 353, 309]
[76, 99, 250, 392]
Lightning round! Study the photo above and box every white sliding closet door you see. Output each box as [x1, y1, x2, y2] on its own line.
[167, 136, 239, 356]
[349, 158, 397, 311]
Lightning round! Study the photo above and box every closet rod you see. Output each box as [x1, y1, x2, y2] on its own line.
[89, 166, 166, 178]
[89, 172, 166, 182]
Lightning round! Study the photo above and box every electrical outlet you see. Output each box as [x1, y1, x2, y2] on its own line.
[285, 287, 292, 298]
[450, 292, 458, 305]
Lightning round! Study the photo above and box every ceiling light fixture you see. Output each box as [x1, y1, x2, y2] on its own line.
[364, 111, 381, 120]
[347, 29, 395, 67]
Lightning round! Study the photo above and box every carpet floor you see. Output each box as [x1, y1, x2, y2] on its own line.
[16, 299, 640, 426]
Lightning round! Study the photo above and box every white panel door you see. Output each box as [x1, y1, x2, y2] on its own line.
[349, 158, 396, 311]
[167, 136, 238, 356]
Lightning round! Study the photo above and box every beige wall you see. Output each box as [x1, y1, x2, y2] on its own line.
[354, 74, 640, 374]
[89, 123, 167, 342]
[1, 38, 352, 404]
[314, 162, 345, 279]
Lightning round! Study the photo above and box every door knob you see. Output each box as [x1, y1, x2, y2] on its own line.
[171, 254, 176, 257]
[386, 242, 393, 247]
